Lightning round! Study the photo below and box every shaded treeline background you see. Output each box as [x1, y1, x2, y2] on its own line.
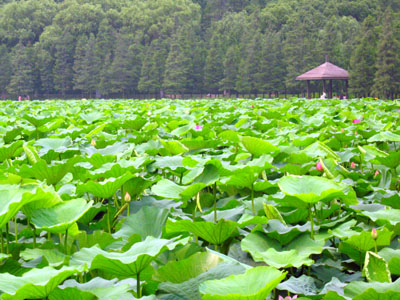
[0, 0, 399, 99]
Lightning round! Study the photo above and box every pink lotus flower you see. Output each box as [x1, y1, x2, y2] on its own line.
[316, 161, 323, 171]
[250, 104, 254, 108]
[351, 162, 356, 169]
[353, 119, 361, 124]
[371, 228, 378, 240]
[341, 128, 345, 133]
[354, 131, 357, 135]
[374, 170, 379, 178]
[279, 295, 298, 300]
[194, 125, 203, 131]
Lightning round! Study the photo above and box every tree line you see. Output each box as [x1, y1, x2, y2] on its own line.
[0, 0, 399, 99]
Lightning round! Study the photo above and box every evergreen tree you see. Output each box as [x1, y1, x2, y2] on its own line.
[7, 42, 35, 96]
[36, 46, 54, 95]
[236, 30, 261, 94]
[204, 35, 224, 93]
[220, 45, 240, 94]
[163, 28, 192, 94]
[53, 32, 74, 96]
[73, 35, 88, 92]
[73, 34, 101, 97]
[108, 33, 142, 96]
[349, 16, 378, 97]
[138, 39, 168, 94]
[0, 45, 11, 97]
[372, 8, 400, 98]
[258, 32, 286, 94]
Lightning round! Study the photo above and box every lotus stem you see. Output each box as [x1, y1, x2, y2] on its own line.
[114, 193, 119, 209]
[5, 223, 9, 254]
[251, 184, 255, 215]
[309, 205, 314, 240]
[64, 228, 68, 255]
[107, 204, 112, 234]
[213, 182, 217, 223]
[30, 223, 36, 248]
[374, 240, 378, 254]
[0, 229, 3, 253]
[14, 218, 18, 243]
[137, 272, 141, 298]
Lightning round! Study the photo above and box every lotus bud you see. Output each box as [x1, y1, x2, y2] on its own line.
[341, 128, 345, 133]
[194, 125, 203, 131]
[316, 161, 323, 171]
[91, 139, 96, 147]
[353, 119, 361, 124]
[355, 131, 357, 135]
[371, 228, 378, 240]
[124, 192, 131, 203]
[374, 170, 379, 178]
[351, 162, 356, 169]
[250, 104, 254, 108]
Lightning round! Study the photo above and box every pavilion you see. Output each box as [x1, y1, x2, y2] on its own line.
[296, 56, 349, 99]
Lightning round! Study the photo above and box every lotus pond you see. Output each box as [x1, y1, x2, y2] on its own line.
[0, 98, 400, 300]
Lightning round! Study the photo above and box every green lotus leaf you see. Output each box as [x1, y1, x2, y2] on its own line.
[83, 142, 130, 157]
[364, 251, 391, 283]
[35, 137, 73, 154]
[49, 277, 133, 300]
[70, 236, 188, 277]
[80, 112, 105, 124]
[277, 274, 318, 296]
[30, 198, 93, 233]
[123, 177, 153, 198]
[0, 254, 10, 262]
[278, 175, 357, 205]
[263, 219, 317, 245]
[218, 130, 240, 143]
[121, 116, 147, 131]
[20, 248, 67, 267]
[368, 131, 400, 142]
[38, 118, 64, 133]
[19, 158, 80, 185]
[151, 179, 206, 202]
[113, 206, 169, 241]
[159, 262, 245, 300]
[241, 232, 324, 268]
[166, 219, 238, 245]
[154, 252, 222, 283]
[199, 266, 286, 300]
[302, 141, 340, 160]
[161, 140, 189, 156]
[0, 184, 61, 228]
[329, 220, 359, 239]
[0, 266, 82, 300]
[76, 173, 135, 198]
[344, 278, 400, 300]
[361, 209, 400, 226]
[339, 228, 393, 265]
[375, 151, 400, 169]
[263, 204, 286, 225]
[378, 248, 400, 276]
[23, 114, 55, 127]
[240, 136, 279, 157]
[0, 140, 23, 162]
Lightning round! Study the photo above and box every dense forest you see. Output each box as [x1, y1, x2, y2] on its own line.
[0, 0, 399, 99]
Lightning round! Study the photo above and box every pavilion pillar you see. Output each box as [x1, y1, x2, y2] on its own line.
[322, 80, 326, 94]
[328, 80, 333, 99]
[345, 79, 349, 99]
[306, 80, 311, 99]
